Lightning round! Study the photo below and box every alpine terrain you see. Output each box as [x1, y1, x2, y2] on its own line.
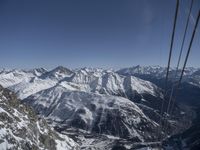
[0, 66, 199, 149]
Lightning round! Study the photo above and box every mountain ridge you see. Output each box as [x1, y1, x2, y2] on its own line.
[0, 65, 198, 149]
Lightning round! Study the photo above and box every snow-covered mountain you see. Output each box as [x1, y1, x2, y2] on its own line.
[118, 66, 200, 100]
[41, 66, 74, 80]
[186, 70, 200, 88]
[0, 66, 193, 149]
[0, 67, 162, 100]
[65, 68, 161, 98]
[0, 69, 35, 88]
[0, 85, 78, 150]
[117, 65, 166, 77]
[0, 66, 186, 124]
[24, 84, 159, 141]
[117, 65, 199, 79]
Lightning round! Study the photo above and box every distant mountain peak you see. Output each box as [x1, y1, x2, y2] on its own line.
[40, 66, 74, 80]
[52, 66, 73, 74]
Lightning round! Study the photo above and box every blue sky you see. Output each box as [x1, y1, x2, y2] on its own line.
[0, 0, 199, 69]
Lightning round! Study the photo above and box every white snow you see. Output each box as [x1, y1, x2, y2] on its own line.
[0, 67, 165, 149]
[0, 67, 161, 100]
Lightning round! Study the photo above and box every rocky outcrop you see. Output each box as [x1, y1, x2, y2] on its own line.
[0, 85, 78, 150]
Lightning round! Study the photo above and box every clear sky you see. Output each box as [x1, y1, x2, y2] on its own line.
[0, 0, 199, 69]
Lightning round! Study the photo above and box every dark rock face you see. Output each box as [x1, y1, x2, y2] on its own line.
[163, 124, 200, 150]
[91, 108, 135, 139]
[0, 85, 78, 150]
[40, 66, 74, 80]
[163, 107, 200, 150]
[112, 145, 127, 150]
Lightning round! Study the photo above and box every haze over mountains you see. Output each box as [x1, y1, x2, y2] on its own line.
[0, 65, 200, 149]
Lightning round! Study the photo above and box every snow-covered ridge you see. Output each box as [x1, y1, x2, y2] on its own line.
[0, 66, 161, 99]
[0, 66, 190, 149]
[117, 65, 199, 78]
[0, 85, 78, 150]
[24, 85, 159, 141]
[0, 66, 165, 141]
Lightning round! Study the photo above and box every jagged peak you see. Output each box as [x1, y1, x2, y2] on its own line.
[51, 66, 73, 74]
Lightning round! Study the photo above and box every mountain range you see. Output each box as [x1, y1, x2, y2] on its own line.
[0, 65, 200, 149]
